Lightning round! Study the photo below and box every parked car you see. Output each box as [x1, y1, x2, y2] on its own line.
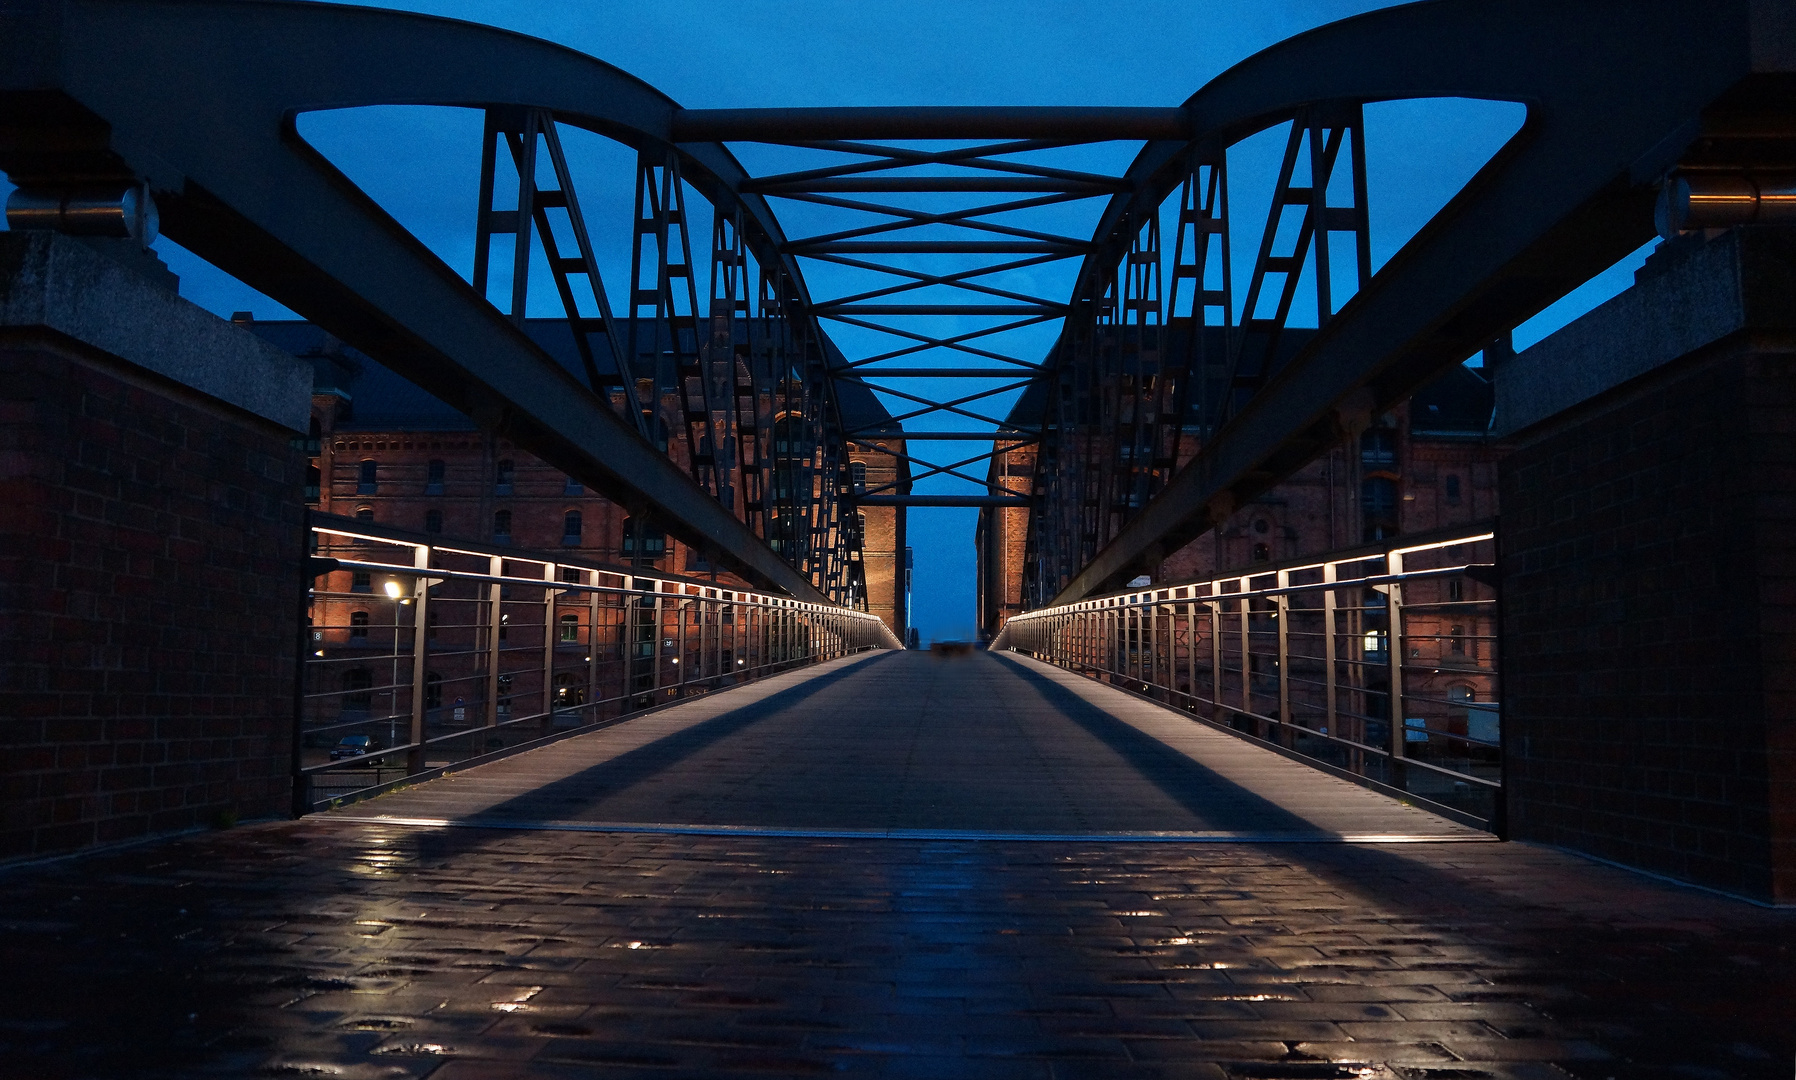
[329, 734, 380, 760]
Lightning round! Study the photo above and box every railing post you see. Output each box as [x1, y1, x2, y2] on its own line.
[541, 562, 558, 724]
[1386, 548, 1407, 764]
[1323, 559, 1339, 748]
[676, 594, 688, 690]
[1209, 585, 1222, 711]
[407, 544, 430, 774]
[1276, 568, 1291, 745]
[1237, 580, 1252, 727]
[588, 575, 600, 722]
[1183, 601, 1195, 699]
[485, 555, 502, 729]
[651, 585, 663, 696]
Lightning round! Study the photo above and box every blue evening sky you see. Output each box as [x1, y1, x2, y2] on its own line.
[0, 0, 1656, 643]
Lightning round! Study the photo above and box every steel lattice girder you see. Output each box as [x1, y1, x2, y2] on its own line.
[1043, 0, 1791, 603]
[2, 0, 1790, 608]
[0, 0, 828, 599]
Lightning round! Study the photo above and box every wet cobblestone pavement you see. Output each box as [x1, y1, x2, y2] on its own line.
[4, 654, 1793, 1077]
[1, 819, 1791, 1079]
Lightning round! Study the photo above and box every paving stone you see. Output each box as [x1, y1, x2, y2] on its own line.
[0, 654, 1792, 1077]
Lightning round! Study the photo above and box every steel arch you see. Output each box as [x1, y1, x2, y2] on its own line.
[3, 0, 1791, 612]
[0, 0, 830, 598]
[1038, 0, 1789, 602]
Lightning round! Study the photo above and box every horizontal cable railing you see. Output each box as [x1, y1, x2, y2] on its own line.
[300, 514, 902, 810]
[991, 524, 1500, 829]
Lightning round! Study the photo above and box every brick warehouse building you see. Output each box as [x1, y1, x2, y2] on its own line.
[977, 354, 1503, 636]
[247, 318, 911, 643]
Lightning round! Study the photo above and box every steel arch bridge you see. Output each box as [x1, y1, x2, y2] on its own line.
[2, 0, 1790, 610]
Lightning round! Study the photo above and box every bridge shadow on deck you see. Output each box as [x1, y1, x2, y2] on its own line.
[348, 650, 1442, 840]
[990, 658, 1320, 835]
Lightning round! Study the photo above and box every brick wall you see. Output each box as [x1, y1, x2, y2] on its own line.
[851, 438, 907, 640]
[1501, 339, 1796, 902]
[0, 334, 306, 859]
[310, 407, 909, 641]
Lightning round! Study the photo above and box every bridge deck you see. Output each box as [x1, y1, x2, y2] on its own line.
[6, 652, 1793, 1077]
[329, 650, 1481, 841]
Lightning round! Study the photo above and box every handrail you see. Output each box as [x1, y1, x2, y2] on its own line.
[993, 526, 1501, 830]
[300, 517, 899, 812]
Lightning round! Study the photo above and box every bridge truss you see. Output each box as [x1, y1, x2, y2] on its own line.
[1, 0, 1789, 609]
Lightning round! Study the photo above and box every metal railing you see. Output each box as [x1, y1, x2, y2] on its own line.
[992, 525, 1500, 828]
[299, 514, 901, 810]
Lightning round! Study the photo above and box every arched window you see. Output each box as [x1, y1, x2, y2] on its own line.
[562, 510, 583, 546]
[559, 613, 580, 644]
[343, 668, 373, 712]
[357, 459, 378, 494]
[426, 459, 445, 494]
[424, 508, 443, 534]
[492, 509, 512, 544]
[1448, 623, 1467, 657]
[774, 417, 805, 458]
[349, 610, 369, 643]
[850, 461, 867, 494]
[495, 458, 515, 494]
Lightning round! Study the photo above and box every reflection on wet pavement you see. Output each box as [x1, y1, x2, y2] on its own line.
[2, 655, 1793, 1076]
[0, 817, 1792, 1078]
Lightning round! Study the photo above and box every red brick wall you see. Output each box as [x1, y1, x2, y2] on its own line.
[1500, 339, 1796, 903]
[980, 403, 1502, 620]
[851, 439, 907, 640]
[0, 334, 306, 859]
[313, 403, 908, 640]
